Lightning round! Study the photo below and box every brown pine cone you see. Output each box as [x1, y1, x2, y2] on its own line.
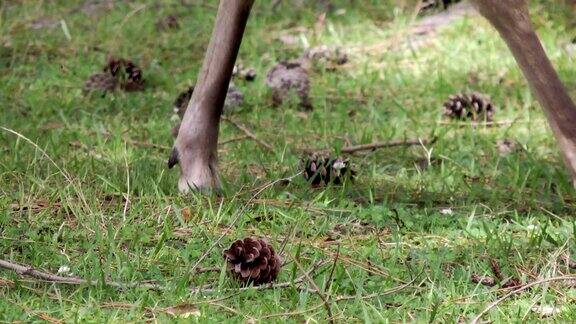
[442, 92, 495, 122]
[301, 153, 355, 187]
[102, 56, 145, 91]
[223, 237, 282, 285]
[266, 60, 312, 110]
[122, 61, 145, 91]
[104, 56, 125, 77]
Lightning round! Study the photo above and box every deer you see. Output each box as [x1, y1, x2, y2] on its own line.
[168, 0, 576, 193]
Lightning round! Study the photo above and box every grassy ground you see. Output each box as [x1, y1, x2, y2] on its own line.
[2, 0, 576, 322]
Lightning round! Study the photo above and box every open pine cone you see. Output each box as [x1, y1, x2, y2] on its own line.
[266, 60, 312, 110]
[223, 237, 282, 285]
[442, 92, 495, 122]
[103, 57, 145, 92]
[301, 153, 355, 186]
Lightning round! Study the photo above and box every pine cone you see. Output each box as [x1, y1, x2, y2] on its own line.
[266, 60, 312, 110]
[83, 73, 118, 93]
[223, 237, 282, 285]
[442, 92, 495, 122]
[122, 61, 145, 91]
[103, 56, 145, 92]
[104, 56, 125, 77]
[301, 153, 355, 186]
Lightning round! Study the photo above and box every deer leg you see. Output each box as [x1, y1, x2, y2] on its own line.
[169, 0, 254, 193]
[473, 0, 576, 185]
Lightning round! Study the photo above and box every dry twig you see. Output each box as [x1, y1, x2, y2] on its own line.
[222, 116, 274, 152]
[219, 135, 250, 146]
[304, 138, 433, 155]
[437, 120, 522, 127]
[0, 259, 161, 290]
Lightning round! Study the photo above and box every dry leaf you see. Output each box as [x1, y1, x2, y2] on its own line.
[163, 303, 200, 318]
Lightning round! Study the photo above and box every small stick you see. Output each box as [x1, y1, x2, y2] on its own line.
[0, 259, 161, 290]
[0, 259, 85, 285]
[304, 138, 432, 155]
[222, 116, 274, 152]
[471, 275, 576, 324]
[219, 135, 250, 145]
[341, 138, 431, 154]
[437, 120, 522, 127]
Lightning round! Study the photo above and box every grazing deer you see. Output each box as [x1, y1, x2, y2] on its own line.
[168, 0, 576, 192]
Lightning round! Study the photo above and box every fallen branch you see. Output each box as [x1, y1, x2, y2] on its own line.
[341, 138, 432, 154]
[471, 275, 576, 324]
[222, 116, 274, 152]
[303, 137, 433, 155]
[0, 259, 161, 290]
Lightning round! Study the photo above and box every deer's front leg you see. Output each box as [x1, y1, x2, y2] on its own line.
[473, 0, 576, 184]
[168, 0, 254, 192]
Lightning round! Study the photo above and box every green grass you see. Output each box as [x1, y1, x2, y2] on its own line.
[2, 0, 576, 322]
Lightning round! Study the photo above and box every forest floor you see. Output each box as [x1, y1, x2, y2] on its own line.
[2, 0, 576, 322]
